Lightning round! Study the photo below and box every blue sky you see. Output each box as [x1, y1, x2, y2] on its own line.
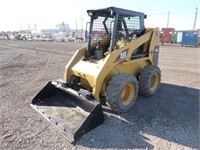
[0, 0, 199, 31]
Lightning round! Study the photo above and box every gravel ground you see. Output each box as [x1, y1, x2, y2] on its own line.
[0, 40, 199, 150]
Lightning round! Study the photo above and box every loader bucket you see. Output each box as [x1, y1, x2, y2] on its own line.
[30, 81, 104, 143]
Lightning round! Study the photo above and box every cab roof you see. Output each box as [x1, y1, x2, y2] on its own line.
[87, 6, 147, 18]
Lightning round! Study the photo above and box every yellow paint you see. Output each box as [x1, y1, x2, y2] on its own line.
[64, 28, 159, 101]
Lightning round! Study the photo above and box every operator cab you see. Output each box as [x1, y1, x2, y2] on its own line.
[86, 7, 147, 59]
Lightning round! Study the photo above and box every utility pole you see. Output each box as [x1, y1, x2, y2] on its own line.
[193, 7, 198, 30]
[81, 18, 83, 38]
[62, 22, 66, 32]
[28, 24, 30, 33]
[75, 20, 77, 37]
[34, 24, 37, 34]
[167, 11, 169, 28]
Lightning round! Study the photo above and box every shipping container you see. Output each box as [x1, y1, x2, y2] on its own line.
[159, 31, 164, 44]
[173, 32, 177, 43]
[161, 28, 175, 43]
[182, 31, 199, 47]
[177, 32, 183, 43]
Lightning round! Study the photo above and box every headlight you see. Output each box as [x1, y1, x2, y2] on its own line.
[88, 12, 93, 17]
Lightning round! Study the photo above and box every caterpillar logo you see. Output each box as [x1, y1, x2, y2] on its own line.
[115, 48, 129, 62]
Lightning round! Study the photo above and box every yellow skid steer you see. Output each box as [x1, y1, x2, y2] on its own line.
[30, 7, 161, 143]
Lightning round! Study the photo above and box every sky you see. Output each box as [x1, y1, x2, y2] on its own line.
[0, 0, 199, 32]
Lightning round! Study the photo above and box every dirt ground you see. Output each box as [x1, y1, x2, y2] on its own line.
[0, 40, 199, 150]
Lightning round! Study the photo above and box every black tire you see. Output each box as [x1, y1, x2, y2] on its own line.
[106, 73, 138, 113]
[138, 65, 161, 96]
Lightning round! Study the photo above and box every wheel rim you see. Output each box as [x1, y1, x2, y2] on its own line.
[121, 83, 134, 105]
[150, 73, 159, 91]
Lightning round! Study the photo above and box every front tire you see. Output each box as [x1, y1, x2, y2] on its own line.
[138, 65, 161, 96]
[106, 73, 138, 113]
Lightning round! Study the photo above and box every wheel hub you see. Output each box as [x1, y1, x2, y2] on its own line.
[150, 73, 159, 91]
[121, 83, 134, 105]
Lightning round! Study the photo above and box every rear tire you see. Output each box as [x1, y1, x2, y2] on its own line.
[106, 73, 138, 113]
[138, 65, 161, 96]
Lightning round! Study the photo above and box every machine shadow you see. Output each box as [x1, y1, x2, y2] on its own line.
[77, 83, 199, 149]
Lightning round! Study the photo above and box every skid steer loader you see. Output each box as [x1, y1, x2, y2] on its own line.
[30, 7, 161, 143]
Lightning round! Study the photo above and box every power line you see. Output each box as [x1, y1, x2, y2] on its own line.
[149, 11, 194, 15]
[170, 11, 194, 14]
